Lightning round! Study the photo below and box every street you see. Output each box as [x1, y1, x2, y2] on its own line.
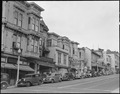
[1, 74, 119, 93]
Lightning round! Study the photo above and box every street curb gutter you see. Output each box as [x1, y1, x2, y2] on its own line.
[111, 88, 119, 93]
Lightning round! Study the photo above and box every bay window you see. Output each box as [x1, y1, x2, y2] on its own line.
[34, 40, 38, 53]
[32, 18, 35, 30]
[18, 14, 22, 27]
[31, 38, 34, 52]
[14, 11, 18, 25]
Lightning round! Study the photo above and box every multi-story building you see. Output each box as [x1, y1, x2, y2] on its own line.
[1, 1, 55, 85]
[106, 50, 119, 73]
[77, 47, 91, 72]
[69, 41, 80, 73]
[47, 33, 70, 75]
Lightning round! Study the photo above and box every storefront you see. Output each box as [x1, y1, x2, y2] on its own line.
[55, 65, 69, 76]
[25, 56, 56, 75]
[1, 53, 35, 85]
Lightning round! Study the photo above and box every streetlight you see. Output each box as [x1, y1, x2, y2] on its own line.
[15, 48, 22, 87]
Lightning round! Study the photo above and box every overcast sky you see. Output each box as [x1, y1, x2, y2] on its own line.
[28, 1, 119, 52]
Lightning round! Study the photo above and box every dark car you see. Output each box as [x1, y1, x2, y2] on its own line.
[17, 73, 43, 87]
[62, 72, 75, 81]
[1, 73, 10, 89]
[43, 73, 62, 83]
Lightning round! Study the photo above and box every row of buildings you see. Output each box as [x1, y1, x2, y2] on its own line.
[1, 1, 119, 85]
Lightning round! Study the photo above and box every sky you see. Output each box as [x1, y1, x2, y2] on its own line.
[28, 1, 119, 52]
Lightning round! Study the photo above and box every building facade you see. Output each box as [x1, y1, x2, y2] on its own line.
[1, 1, 55, 85]
[47, 33, 70, 76]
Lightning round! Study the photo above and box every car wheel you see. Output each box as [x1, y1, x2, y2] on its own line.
[59, 78, 62, 82]
[26, 82, 31, 87]
[38, 80, 43, 85]
[51, 79, 54, 83]
[1, 82, 8, 89]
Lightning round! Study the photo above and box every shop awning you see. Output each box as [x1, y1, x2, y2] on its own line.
[1, 63, 16, 69]
[36, 61, 55, 68]
[15, 65, 35, 72]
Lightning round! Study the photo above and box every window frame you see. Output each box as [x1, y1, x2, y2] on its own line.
[58, 52, 61, 64]
[14, 11, 18, 25]
[18, 13, 22, 27]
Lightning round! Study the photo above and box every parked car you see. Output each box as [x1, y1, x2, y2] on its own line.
[1, 73, 10, 89]
[85, 71, 92, 78]
[75, 72, 82, 79]
[43, 73, 62, 83]
[17, 73, 43, 87]
[62, 72, 75, 81]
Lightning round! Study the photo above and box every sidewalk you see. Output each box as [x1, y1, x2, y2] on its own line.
[7, 85, 16, 89]
[111, 88, 119, 93]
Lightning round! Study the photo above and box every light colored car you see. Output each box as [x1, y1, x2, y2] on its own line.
[43, 73, 62, 83]
[75, 72, 82, 79]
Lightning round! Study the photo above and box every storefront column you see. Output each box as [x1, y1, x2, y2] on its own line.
[35, 63, 37, 74]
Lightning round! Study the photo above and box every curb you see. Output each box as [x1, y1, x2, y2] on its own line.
[111, 88, 119, 93]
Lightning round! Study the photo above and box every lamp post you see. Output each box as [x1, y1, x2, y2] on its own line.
[15, 48, 22, 87]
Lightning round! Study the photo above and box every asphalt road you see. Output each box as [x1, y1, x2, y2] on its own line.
[1, 74, 119, 93]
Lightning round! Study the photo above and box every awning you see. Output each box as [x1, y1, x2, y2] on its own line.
[15, 65, 35, 72]
[36, 61, 55, 68]
[1, 63, 16, 69]
[1, 63, 34, 72]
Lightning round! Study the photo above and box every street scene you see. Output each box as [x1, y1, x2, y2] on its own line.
[1, 74, 119, 93]
[1, 1, 119, 93]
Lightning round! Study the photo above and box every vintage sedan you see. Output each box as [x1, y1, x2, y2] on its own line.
[17, 73, 43, 87]
[43, 73, 62, 83]
[1, 73, 10, 89]
[62, 72, 75, 81]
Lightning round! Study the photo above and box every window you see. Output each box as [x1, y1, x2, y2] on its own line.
[47, 39, 52, 47]
[73, 49, 75, 54]
[18, 14, 22, 27]
[39, 38, 42, 46]
[34, 40, 38, 53]
[14, 11, 18, 25]
[32, 18, 35, 30]
[13, 34, 17, 42]
[31, 38, 34, 52]
[63, 45, 64, 49]
[28, 17, 31, 24]
[79, 52, 81, 58]
[35, 20, 39, 31]
[58, 52, 61, 64]
[17, 35, 21, 48]
[1, 57, 7, 62]
[64, 54, 67, 64]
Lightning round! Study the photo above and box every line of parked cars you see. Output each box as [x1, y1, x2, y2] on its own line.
[1, 70, 117, 89]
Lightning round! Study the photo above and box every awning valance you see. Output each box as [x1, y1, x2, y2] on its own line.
[1, 63, 34, 72]
[1, 63, 16, 69]
[15, 65, 35, 72]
